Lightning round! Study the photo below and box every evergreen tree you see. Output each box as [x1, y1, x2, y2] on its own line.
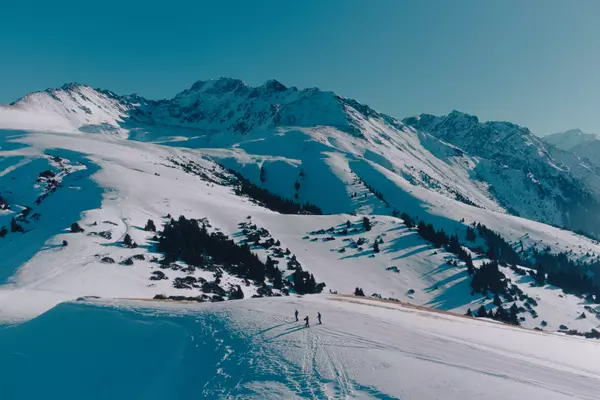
[400, 212, 415, 228]
[447, 234, 461, 254]
[475, 223, 521, 265]
[11, 218, 23, 233]
[260, 166, 266, 183]
[493, 293, 502, 307]
[346, 220, 351, 229]
[466, 227, 476, 242]
[509, 303, 520, 325]
[466, 257, 475, 276]
[292, 269, 320, 294]
[494, 305, 510, 322]
[362, 217, 371, 232]
[476, 305, 487, 317]
[273, 269, 283, 290]
[373, 241, 380, 253]
[123, 233, 133, 248]
[465, 308, 472, 316]
[471, 260, 506, 294]
[434, 229, 449, 248]
[229, 285, 244, 300]
[70, 222, 84, 233]
[535, 263, 546, 286]
[144, 219, 157, 232]
[227, 168, 322, 215]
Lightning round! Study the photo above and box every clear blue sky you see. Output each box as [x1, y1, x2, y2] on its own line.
[1, 0, 599, 134]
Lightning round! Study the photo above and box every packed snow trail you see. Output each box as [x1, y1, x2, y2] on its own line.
[2, 295, 600, 400]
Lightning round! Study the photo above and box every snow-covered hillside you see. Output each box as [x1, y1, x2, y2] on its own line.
[3, 78, 600, 398]
[2, 296, 600, 400]
[5, 79, 600, 238]
[404, 112, 600, 236]
[1, 129, 600, 337]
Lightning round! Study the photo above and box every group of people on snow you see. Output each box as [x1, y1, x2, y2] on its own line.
[295, 309, 321, 327]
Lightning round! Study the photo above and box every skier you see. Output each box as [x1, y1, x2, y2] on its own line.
[317, 312, 322, 325]
[295, 310, 299, 321]
[304, 315, 310, 328]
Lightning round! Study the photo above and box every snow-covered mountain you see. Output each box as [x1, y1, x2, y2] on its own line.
[543, 128, 600, 167]
[542, 129, 598, 151]
[7, 79, 600, 237]
[404, 111, 600, 236]
[544, 128, 597, 150]
[3, 78, 600, 398]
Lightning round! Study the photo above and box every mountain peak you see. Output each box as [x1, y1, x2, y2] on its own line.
[446, 110, 479, 123]
[59, 82, 88, 91]
[261, 79, 288, 93]
[543, 128, 598, 151]
[563, 128, 586, 136]
[186, 78, 248, 95]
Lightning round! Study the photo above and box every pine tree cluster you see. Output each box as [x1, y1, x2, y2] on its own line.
[417, 221, 449, 248]
[157, 216, 324, 294]
[158, 216, 268, 282]
[470, 260, 507, 294]
[400, 212, 415, 228]
[226, 168, 322, 215]
[292, 268, 323, 295]
[474, 303, 520, 325]
[475, 223, 521, 265]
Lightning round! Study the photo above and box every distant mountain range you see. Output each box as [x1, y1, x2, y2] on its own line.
[3, 77, 600, 341]
[3, 78, 600, 237]
[543, 128, 600, 165]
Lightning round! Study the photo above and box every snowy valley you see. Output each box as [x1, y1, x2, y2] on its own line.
[2, 79, 600, 399]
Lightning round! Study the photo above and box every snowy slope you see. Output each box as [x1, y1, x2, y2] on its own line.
[404, 111, 600, 236]
[2, 295, 600, 400]
[2, 129, 600, 336]
[2, 84, 139, 135]
[2, 79, 600, 333]
[6, 79, 600, 237]
[5, 77, 600, 399]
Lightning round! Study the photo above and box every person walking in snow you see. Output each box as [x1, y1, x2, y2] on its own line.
[304, 315, 310, 328]
[317, 312, 322, 325]
[295, 310, 299, 321]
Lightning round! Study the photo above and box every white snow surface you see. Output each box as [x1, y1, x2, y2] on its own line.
[1, 80, 600, 398]
[1, 129, 600, 335]
[7, 79, 600, 237]
[3, 295, 599, 399]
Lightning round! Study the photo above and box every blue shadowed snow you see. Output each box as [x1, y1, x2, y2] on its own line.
[0, 301, 348, 400]
[0, 130, 31, 152]
[0, 138, 103, 283]
[0, 302, 248, 400]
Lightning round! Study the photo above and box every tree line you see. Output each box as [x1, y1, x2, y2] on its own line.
[157, 215, 324, 294]
[225, 168, 323, 215]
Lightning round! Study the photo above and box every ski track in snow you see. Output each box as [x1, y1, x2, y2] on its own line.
[3, 295, 596, 399]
